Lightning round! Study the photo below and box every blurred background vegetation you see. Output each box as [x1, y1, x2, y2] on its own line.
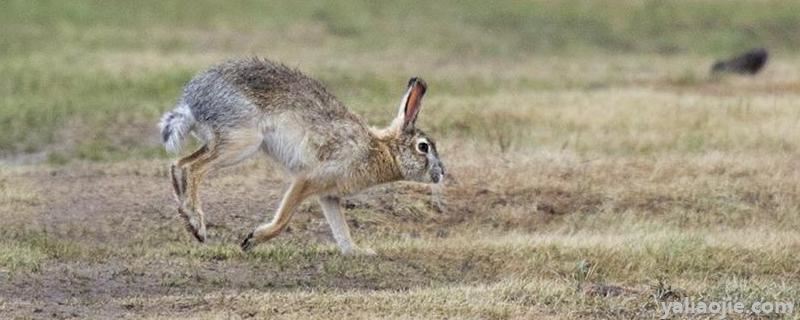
[1, 0, 799, 162]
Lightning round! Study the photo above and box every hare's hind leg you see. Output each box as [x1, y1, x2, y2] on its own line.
[171, 145, 212, 241]
[171, 145, 209, 203]
[319, 196, 375, 256]
[176, 131, 263, 242]
[241, 178, 321, 251]
[173, 144, 216, 242]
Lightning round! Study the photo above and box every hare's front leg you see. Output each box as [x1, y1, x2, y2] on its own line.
[241, 178, 315, 251]
[318, 196, 375, 256]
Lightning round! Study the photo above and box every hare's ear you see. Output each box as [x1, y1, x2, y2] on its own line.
[392, 77, 427, 132]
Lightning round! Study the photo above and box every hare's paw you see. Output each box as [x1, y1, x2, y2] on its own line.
[177, 207, 206, 243]
[191, 223, 207, 243]
[240, 231, 256, 252]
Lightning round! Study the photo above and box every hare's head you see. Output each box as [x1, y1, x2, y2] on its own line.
[380, 78, 445, 184]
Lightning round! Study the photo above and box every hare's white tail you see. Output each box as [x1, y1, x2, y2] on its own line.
[159, 102, 195, 154]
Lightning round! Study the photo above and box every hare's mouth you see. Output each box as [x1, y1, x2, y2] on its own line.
[431, 172, 444, 184]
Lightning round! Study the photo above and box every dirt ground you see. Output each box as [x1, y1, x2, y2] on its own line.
[0, 159, 549, 319]
[2, 152, 799, 319]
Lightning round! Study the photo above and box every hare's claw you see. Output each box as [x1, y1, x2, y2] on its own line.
[240, 231, 256, 252]
[178, 207, 206, 243]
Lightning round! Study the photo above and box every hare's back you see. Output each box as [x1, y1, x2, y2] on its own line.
[218, 58, 354, 117]
[183, 58, 361, 127]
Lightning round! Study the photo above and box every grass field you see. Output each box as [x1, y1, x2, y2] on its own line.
[1, 1, 800, 319]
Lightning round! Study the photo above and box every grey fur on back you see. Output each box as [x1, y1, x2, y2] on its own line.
[159, 58, 376, 179]
[161, 58, 368, 151]
[188, 58, 361, 127]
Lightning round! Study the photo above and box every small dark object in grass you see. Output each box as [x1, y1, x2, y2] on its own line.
[711, 48, 768, 75]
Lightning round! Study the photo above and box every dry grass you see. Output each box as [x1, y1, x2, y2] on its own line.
[2, 1, 800, 319]
[1, 151, 799, 318]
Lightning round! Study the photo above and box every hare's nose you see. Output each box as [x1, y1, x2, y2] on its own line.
[431, 161, 444, 183]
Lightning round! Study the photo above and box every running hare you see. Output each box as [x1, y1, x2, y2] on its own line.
[159, 58, 444, 255]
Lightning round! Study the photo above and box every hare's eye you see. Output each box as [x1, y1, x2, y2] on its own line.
[417, 141, 429, 154]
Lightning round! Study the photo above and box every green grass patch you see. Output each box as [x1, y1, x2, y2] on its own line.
[0, 241, 48, 272]
[0, 232, 86, 272]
